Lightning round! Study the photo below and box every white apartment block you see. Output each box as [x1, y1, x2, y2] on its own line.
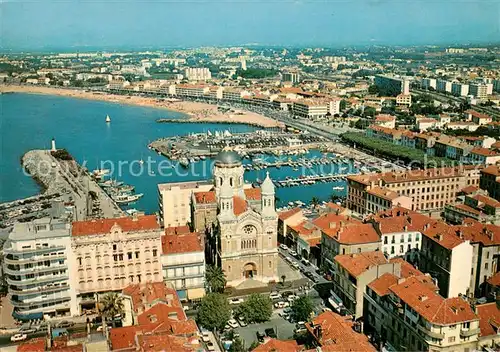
[174, 84, 209, 98]
[161, 231, 206, 301]
[469, 83, 492, 99]
[3, 218, 78, 320]
[421, 78, 437, 90]
[436, 79, 452, 93]
[70, 215, 162, 311]
[451, 82, 469, 97]
[158, 180, 213, 228]
[184, 67, 212, 81]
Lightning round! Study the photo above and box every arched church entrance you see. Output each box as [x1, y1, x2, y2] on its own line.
[243, 263, 257, 279]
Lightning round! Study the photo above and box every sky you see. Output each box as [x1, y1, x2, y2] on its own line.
[1, 0, 499, 50]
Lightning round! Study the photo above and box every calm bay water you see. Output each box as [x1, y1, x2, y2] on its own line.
[0, 93, 349, 214]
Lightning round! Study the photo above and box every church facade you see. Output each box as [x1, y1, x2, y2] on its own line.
[192, 151, 279, 287]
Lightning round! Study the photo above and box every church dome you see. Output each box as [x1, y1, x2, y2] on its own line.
[261, 171, 275, 195]
[215, 150, 242, 166]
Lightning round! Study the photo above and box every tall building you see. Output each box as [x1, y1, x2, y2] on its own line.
[70, 215, 162, 312]
[451, 82, 469, 96]
[282, 71, 300, 84]
[184, 67, 212, 81]
[374, 75, 410, 96]
[158, 180, 213, 228]
[469, 83, 492, 99]
[3, 218, 78, 320]
[421, 78, 437, 90]
[436, 79, 452, 93]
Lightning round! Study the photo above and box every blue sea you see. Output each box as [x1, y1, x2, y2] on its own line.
[0, 93, 350, 214]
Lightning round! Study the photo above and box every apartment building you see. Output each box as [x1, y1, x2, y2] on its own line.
[480, 165, 500, 201]
[451, 82, 470, 97]
[396, 93, 412, 107]
[222, 88, 251, 101]
[278, 208, 304, 245]
[281, 71, 300, 84]
[366, 186, 413, 214]
[332, 251, 401, 318]
[306, 311, 376, 352]
[469, 83, 492, 99]
[161, 228, 206, 301]
[3, 218, 78, 320]
[374, 114, 396, 129]
[364, 275, 480, 352]
[444, 191, 500, 225]
[158, 180, 213, 228]
[420, 222, 473, 298]
[374, 75, 410, 96]
[437, 79, 452, 93]
[184, 67, 212, 81]
[346, 166, 481, 216]
[70, 215, 162, 310]
[292, 100, 330, 118]
[321, 220, 381, 273]
[368, 207, 430, 262]
[421, 78, 437, 90]
[174, 84, 209, 97]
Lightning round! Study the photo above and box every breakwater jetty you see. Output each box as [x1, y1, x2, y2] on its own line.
[156, 118, 281, 129]
[22, 149, 124, 220]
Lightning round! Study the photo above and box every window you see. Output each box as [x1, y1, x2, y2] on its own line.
[384, 236, 388, 244]
[485, 262, 489, 270]
[448, 336, 455, 343]
[153, 249, 157, 256]
[128, 252, 132, 260]
[462, 322, 470, 329]
[113, 244, 117, 251]
[135, 251, 139, 259]
[449, 324, 456, 330]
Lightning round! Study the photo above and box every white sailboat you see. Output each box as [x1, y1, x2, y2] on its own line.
[105, 114, 111, 123]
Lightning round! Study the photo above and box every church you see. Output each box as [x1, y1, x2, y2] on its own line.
[191, 150, 279, 287]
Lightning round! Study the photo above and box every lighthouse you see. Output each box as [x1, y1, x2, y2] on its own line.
[51, 138, 57, 152]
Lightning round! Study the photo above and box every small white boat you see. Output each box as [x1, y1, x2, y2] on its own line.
[332, 186, 345, 191]
[93, 169, 110, 178]
[139, 159, 144, 165]
[113, 193, 143, 204]
[105, 115, 111, 123]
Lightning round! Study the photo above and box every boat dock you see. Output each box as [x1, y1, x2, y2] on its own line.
[273, 173, 356, 188]
[244, 156, 352, 171]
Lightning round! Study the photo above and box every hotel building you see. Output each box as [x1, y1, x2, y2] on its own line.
[374, 75, 410, 96]
[70, 215, 162, 311]
[184, 67, 212, 81]
[3, 218, 78, 320]
[346, 167, 481, 216]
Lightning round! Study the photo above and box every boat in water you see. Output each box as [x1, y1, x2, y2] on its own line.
[105, 114, 111, 123]
[92, 168, 110, 179]
[179, 157, 189, 168]
[118, 184, 135, 193]
[113, 193, 143, 204]
[332, 186, 345, 191]
[99, 179, 124, 188]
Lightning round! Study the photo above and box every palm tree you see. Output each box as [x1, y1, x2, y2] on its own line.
[206, 265, 227, 293]
[281, 275, 286, 286]
[98, 292, 124, 330]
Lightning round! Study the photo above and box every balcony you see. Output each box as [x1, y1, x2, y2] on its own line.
[4, 253, 66, 265]
[7, 274, 69, 287]
[460, 328, 480, 337]
[417, 325, 444, 339]
[9, 284, 68, 295]
[4, 264, 67, 276]
[4, 245, 66, 255]
[11, 294, 71, 308]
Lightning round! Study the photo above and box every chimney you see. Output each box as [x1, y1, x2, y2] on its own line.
[419, 295, 428, 302]
[329, 222, 337, 229]
[403, 225, 408, 232]
[437, 234, 443, 241]
[407, 217, 412, 224]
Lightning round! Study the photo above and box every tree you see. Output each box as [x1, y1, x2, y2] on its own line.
[206, 265, 227, 293]
[98, 292, 124, 328]
[363, 107, 376, 117]
[229, 336, 246, 352]
[248, 341, 260, 351]
[291, 296, 314, 322]
[235, 294, 272, 323]
[310, 197, 320, 208]
[339, 99, 347, 111]
[197, 293, 231, 331]
[368, 85, 380, 95]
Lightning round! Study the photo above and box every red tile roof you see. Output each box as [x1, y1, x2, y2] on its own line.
[137, 303, 191, 332]
[279, 207, 302, 221]
[244, 187, 262, 200]
[390, 277, 478, 325]
[334, 251, 388, 278]
[122, 282, 178, 314]
[136, 333, 195, 352]
[476, 303, 500, 337]
[162, 233, 202, 255]
[306, 311, 376, 352]
[482, 165, 500, 177]
[17, 338, 46, 352]
[251, 338, 301, 352]
[72, 215, 159, 236]
[422, 222, 467, 250]
[193, 191, 216, 204]
[368, 273, 399, 296]
[370, 207, 436, 234]
[460, 185, 480, 194]
[233, 196, 248, 216]
[487, 272, 500, 287]
[389, 258, 426, 278]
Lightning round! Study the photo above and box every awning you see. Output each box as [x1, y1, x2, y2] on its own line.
[177, 290, 188, 300]
[12, 310, 43, 321]
[187, 288, 206, 300]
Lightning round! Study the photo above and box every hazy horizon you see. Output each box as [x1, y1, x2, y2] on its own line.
[2, 0, 499, 50]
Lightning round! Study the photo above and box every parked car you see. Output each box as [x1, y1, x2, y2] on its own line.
[274, 301, 289, 309]
[228, 319, 239, 329]
[56, 320, 75, 328]
[206, 342, 215, 351]
[287, 295, 299, 303]
[201, 331, 210, 343]
[301, 258, 311, 266]
[269, 292, 281, 300]
[291, 262, 300, 270]
[237, 317, 247, 327]
[289, 250, 298, 257]
[256, 331, 265, 343]
[10, 333, 28, 342]
[265, 328, 277, 338]
[229, 297, 244, 305]
[18, 327, 36, 335]
[279, 244, 288, 250]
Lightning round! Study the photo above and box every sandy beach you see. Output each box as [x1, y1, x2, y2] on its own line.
[0, 85, 284, 128]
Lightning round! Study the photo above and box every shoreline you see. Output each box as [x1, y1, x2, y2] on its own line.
[0, 85, 284, 128]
